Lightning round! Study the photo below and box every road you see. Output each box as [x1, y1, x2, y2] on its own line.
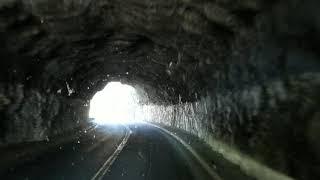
[103, 124, 215, 180]
[1, 124, 216, 180]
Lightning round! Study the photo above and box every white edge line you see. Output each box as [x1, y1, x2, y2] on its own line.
[90, 125, 131, 180]
[148, 123, 223, 180]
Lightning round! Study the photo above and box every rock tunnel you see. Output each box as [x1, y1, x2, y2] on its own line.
[0, 0, 320, 179]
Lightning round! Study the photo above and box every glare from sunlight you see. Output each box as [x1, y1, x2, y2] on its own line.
[89, 82, 144, 124]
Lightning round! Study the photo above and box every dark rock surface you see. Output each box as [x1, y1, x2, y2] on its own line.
[0, 83, 88, 143]
[0, 0, 320, 179]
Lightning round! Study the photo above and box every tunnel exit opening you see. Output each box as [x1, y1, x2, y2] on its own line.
[89, 82, 144, 125]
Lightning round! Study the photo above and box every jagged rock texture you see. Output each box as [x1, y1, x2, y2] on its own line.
[0, 0, 320, 179]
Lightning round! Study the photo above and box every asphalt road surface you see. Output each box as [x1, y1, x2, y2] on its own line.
[103, 124, 215, 180]
[1, 124, 216, 180]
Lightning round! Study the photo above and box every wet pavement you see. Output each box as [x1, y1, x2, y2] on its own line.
[0, 125, 125, 180]
[1, 124, 223, 180]
[104, 124, 214, 180]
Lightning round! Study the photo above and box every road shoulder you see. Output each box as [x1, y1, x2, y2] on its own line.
[149, 123, 256, 180]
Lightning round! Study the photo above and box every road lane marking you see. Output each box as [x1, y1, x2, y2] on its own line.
[90, 125, 131, 180]
[148, 123, 223, 180]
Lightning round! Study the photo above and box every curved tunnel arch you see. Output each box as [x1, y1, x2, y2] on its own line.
[1, 0, 235, 104]
[1, 0, 320, 179]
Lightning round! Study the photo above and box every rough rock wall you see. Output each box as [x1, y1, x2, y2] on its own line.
[0, 0, 319, 178]
[146, 74, 320, 180]
[144, 26, 320, 179]
[0, 83, 88, 144]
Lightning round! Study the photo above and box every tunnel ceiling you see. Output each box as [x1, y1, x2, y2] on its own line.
[0, 0, 266, 104]
[1, 0, 319, 105]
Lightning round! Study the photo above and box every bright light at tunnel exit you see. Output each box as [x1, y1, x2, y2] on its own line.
[89, 82, 143, 125]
